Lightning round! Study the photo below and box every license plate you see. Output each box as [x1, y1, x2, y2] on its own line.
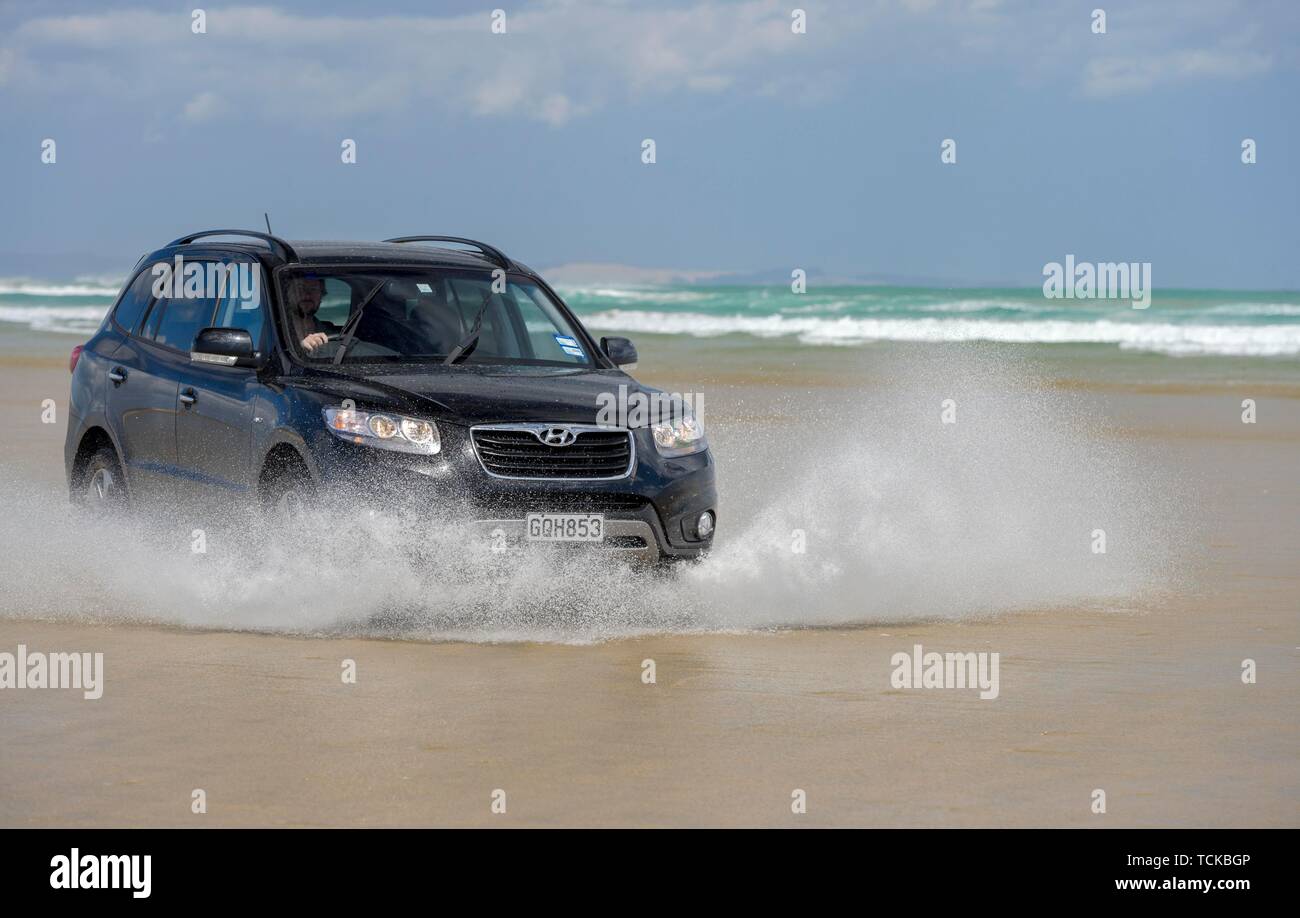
[524, 513, 605, 542]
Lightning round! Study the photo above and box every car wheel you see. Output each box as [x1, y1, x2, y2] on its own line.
[262, 464, 316, 524]
[78, 446, 128, 513]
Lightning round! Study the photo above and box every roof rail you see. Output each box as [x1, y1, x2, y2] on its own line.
[383, 236, 511, 271]
[168, 230, 298, 262]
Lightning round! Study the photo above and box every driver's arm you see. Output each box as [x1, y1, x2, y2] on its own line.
[301, 331, 330, 352]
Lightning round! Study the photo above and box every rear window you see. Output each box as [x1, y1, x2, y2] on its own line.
[111, 268, 156, 334]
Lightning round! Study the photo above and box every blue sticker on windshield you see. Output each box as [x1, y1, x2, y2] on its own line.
[554, 334, 584, 358]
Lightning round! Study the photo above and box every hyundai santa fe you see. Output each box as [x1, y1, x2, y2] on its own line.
[65, 231, 717, 562]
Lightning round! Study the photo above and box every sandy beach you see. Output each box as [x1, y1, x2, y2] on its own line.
[1, 331, 1297, 827]
[3, 0, 1298, 852]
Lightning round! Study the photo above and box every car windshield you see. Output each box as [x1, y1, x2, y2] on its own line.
[279, 267, 594, 366]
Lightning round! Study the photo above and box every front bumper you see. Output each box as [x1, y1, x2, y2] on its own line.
[308, 422, 717, 560]
[470, 517, 663, 564]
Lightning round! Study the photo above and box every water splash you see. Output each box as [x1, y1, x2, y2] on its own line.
[0, 349, 1190, 642]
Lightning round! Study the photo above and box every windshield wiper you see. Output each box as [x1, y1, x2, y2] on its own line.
[443, 287, 495, 365]
[331, 281, 388, 365]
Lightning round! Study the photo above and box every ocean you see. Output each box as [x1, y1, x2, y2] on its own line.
[3, 275, 1299, 359]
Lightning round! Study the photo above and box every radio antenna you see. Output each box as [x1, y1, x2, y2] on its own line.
[264, 213, 273, 234]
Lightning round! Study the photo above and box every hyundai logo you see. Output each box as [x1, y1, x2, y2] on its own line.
[538, 427, 577, 447]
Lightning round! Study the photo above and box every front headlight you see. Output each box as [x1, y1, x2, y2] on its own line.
[323, 407, 441, 455]
[651, 413, 707, 457]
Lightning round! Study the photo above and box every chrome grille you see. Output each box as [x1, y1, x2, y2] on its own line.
[471, 425, 634, 480]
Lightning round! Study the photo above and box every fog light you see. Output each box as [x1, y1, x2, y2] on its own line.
[696, 511, 715, 539]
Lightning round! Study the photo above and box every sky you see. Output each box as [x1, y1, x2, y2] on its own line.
[1, 0, 1297, 287]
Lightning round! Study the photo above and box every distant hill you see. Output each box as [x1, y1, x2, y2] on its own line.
[541, 262, 991, 288]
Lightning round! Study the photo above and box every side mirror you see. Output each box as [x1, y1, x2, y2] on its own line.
[191, 327, 259, 367]
[601, 336, 638, 369]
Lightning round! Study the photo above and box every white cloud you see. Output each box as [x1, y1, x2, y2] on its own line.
[1, 1, 846, 125]
[0, 1, 1291, 121]
[538, 93, 585, 127]
[1083, 49, 1274, 97]
[181, 91, 227, 123]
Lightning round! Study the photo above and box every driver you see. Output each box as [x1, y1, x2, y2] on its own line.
[286, 277, 336, 353]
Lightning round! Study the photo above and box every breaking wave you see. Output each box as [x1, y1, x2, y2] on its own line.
[580, 309, 1300, 357]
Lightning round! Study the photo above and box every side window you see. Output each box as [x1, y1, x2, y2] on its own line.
[212, 260, 266, 349]
[141, 294, 166, 340]
[112, 268, 157, 334]
[151, 297, 218, 351]
[148, 262, 219, 352]
[512, 283, 585, 364]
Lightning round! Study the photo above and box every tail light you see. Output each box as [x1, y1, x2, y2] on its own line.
[70, 344, 84, 374]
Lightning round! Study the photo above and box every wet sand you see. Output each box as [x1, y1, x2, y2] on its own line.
[1, 332, 1297, 826]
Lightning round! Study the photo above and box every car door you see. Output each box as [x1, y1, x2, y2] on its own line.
[102, 265, 189, 504]
[175, 257, 267, 500]
[128, 264, 223, 501]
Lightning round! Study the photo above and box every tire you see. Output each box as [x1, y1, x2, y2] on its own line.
[76, 446, 129, 513]
[261, 460, 317, 524]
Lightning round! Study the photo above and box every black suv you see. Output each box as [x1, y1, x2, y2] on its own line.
[65, 231, 716, 562]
